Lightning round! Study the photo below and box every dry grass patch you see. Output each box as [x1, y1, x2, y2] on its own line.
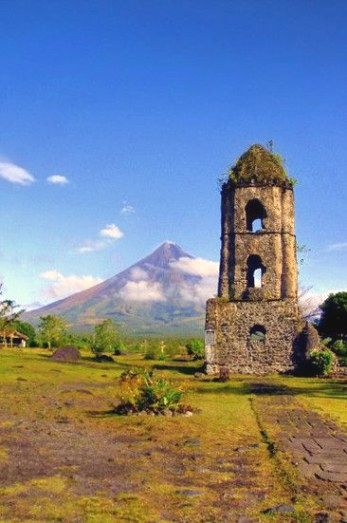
[0, 349, 344, 521]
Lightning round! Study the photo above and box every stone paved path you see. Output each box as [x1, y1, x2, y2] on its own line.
[251, 383, 347, 521]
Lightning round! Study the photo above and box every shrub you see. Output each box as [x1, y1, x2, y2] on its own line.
[117, 369, 144, 412]
[113, 341, 126, 355]
[116, 369, 183, 414]
[331, 339, 347, 357]
[138, 375, 182, 412]
[186, 339, 204, 360]
[143, 340, 167, 360]
[309, 349, 335, 376]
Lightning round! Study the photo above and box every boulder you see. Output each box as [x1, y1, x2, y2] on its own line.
[296, 321, 322, 367]
[51, 346, 80, 363]
[302, 321, 321, 355]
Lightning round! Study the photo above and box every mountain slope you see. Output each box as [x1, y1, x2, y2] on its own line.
[24, 242, 213, 335]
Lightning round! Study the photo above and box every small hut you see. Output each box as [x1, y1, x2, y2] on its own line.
[0, 330, 29, 348]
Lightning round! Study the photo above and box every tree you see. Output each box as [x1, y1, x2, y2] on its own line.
[318, 292, 347, 340]
[0, 283, 23, 347]
[186, 339, 205, 360]
[91, 319, 117, 356]
[12, 320, 36, 346]
[38, 315, 68, 350]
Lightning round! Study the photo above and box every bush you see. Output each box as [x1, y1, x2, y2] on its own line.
[117, 369, 144, 411]
[331, 339, 347, 357]
[186, 339, 204, 360]
[113, 341, 126, 355]
[143, 340, 167, 360]
[138, 375, 182, 412]
[116, 369, 183, 414]
[309, 349, 335, 376]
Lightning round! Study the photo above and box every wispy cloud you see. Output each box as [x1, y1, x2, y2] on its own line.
[47, 175, 69, 185]
[171, 257, 219, 278]
[327, 242, 347, 252]
[77, 240, 107, 254]
[129, 267, 149, 281]
[100, 224, 124, 239]
[0, 161, 35, 185]
[40, 269, 102, 300]
[77, 223, 124, 253]
[121, 202, 135, 215]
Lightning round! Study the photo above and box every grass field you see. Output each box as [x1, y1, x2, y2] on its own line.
[0, 348, 345, 522]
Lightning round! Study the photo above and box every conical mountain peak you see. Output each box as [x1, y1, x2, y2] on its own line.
[23, 242, 206, 335]
[141, 242, 192, 268]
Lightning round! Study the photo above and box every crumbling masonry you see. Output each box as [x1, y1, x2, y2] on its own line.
[205, 144, 304, 374]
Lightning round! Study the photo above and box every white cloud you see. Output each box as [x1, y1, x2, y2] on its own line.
[178, 277, 217, 305]
[77, 223, 124, 253]
[130, 267, 149, 281]
[40, 269, 102, 300]
[120, 280, 165, 302]
[171, 256, 219, 278]
[77, 240, 107, 254]
[100, 224, 124, 239]
[327, 242, 347, 252]
[121, 203, 135, 215]
[170, 256, 219, 305]
[47, 175, 69, 185]
[0, 161, 35, 185]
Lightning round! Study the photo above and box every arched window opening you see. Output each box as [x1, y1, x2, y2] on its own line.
[247, 255, 266, 288]
[245, 199, 267, 232]
[253, 268, 262, 288]
[250, 324, 266, 342]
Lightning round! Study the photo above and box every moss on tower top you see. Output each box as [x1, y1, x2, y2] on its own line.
[229, 144, 289, 185]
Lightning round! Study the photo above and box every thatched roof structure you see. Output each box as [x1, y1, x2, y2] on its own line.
[229, 144, 289, 185]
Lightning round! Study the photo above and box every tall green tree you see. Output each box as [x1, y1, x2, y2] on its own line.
[318, 292, 347, 340]
[38, 315, 68, 350]
[91, 319, 117, 356]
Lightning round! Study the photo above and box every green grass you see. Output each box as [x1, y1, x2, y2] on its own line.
[0, 348, 345, 521]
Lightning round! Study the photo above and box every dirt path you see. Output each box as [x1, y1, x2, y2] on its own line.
[251, 383, 347, 522]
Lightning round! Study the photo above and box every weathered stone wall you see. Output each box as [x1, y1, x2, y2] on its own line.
[218, 183, 298, 301]
[205, 298, 302, 374]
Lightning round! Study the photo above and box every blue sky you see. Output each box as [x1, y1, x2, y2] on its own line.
[0, 0, 346, 308]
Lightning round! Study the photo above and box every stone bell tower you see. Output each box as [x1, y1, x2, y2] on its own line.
[205, 144, 302, 374]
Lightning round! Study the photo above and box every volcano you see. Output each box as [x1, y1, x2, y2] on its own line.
[24, 242, 215, 335]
